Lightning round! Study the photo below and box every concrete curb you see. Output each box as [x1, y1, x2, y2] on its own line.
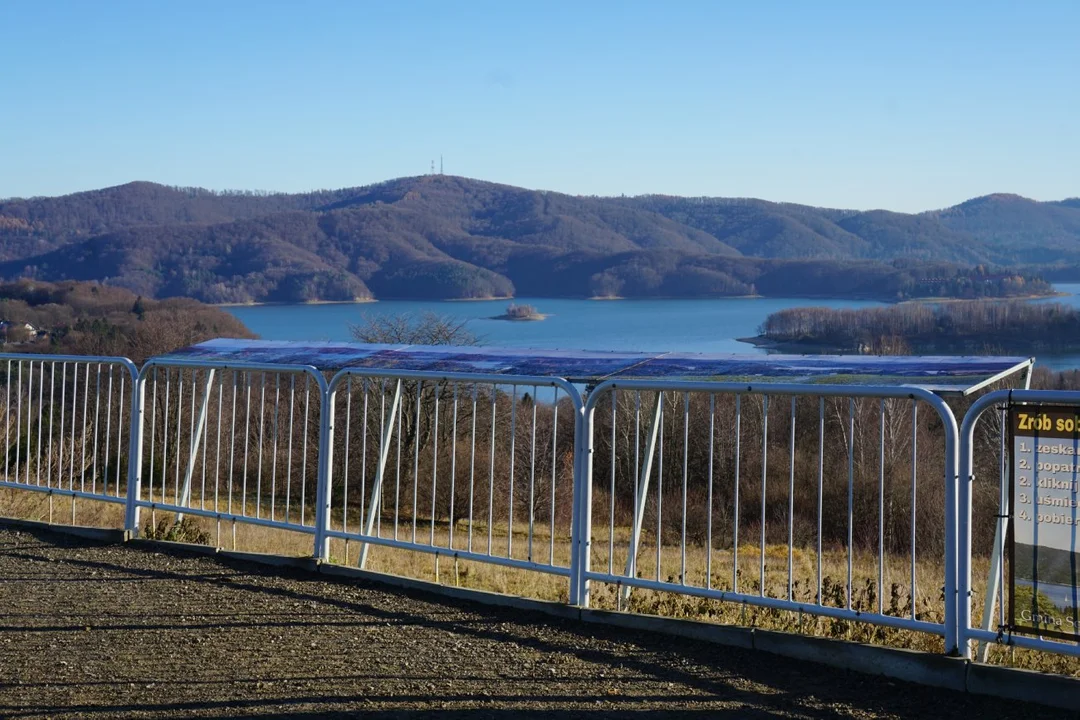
[752, 629, 968, 693]
[4, 517, 1080, 711]
[0, 517, 126, 543]
[581, 608, 755, 650]
[967, 662, 1080, 711]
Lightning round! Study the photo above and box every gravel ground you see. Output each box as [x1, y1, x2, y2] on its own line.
[0, 526, 1066, 719]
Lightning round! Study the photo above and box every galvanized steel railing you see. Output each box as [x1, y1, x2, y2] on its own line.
[580, 379, 962, 653]
[4, 351, 1080, 664]
[130, 358, 328, 546]
[960, 389, 1080, 660]
[0, 354, 139, 522]
[319, 369, 584, 585]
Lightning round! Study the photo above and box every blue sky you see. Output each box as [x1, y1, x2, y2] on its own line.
[1, 1, 1077, 211]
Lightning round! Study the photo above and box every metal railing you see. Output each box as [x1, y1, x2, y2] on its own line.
[960, 389, 1080, 660]
[319, 369, 584, 588]
[4, 351, 1080, 666]
[0, 354, 139, 522]
[581, 380, 962, 654]
[130, 358, 328, 545]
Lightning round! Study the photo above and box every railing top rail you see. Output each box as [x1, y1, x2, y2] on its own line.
[327, 367, 585, 411]
[140, 357, 328, 393]
[0, 353, 138, 377]
[584, 377, 956, 417]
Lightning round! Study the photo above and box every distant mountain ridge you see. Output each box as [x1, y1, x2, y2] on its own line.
[0, 176, 1071, 303]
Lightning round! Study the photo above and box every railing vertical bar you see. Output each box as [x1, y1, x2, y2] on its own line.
[609, 389, 617, 575]
[214, 371, 223, 518]
[4, 359, 11, 482]
[18, 360, 28, 486]
[81, 362, 90, 495]
[656, 394, 664, 582]
[285, 374, 294, 523]
[488, 387, 496, 556]
[360, 378, 369, 533]
[450, 384, 459, 551]
[187, 370, 197, 508]
[910, 399, 918, 620]
[271, 374, 281, 521]
[734, 394, 741, 593]
[393, 382, 403, 539]
[508, 385, 517, 558]
[706, 393, 715, 590]
[200, 378, 208, 510]
[788, 396, 796, 602]
[37, 360, 47, 487]
[300, 374, 310, 525]
[228, 371, 239, 518]
[29, 360, 38, 485]
[847, 398, 855, 611]
[145, 367, 153, 505]
[87, 363, 99, 491]
[879, 398, 886, 615]
[103, 366, 113, 494]
[161, 368, 169, 503]
[469, 385, 478, 554]
[173, 369, 183, 505]
[256, 372, 266, 517]
[69, 362, 79, 498]
[15, 360, 23, 485]
[430, 383, 440, 546]
[760, 394, 768, 597]
[633, 391, 640, 580]
[681, 392, 689, 586]
[529, 384, 538, 560]
[48, 363, 56, 488]
[242, 372, 252, 516]
[818, 397, 824, 605]
[341, 375, 351, 534]
[412, 380, 422, 545]
[550, 386, 558, 565]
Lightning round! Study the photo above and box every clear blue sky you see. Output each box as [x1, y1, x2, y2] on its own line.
[1, 1, 1077, 211]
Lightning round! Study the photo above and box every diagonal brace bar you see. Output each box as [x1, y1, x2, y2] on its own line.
[177, 369, 215, 522]
[621, 392, 663, 606]
[359, 379, 402, 569]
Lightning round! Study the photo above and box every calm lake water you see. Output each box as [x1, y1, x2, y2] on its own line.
[226, 283, 1080, 370]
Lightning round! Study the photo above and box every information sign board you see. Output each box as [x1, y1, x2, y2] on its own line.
[1010, 405, 1080, 639]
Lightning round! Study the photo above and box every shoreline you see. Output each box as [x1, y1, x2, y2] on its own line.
[489, 313, 550, 322]
[215, 290, 1068, 308]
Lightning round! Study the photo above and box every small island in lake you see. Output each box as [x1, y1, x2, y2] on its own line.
[491, 303, 548, 321]
[744, 301, 1080, 355]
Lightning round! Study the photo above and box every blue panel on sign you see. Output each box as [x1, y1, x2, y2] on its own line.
[157, 339, 1031, 391]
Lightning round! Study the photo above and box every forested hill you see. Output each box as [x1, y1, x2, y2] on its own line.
[0, 176, 1071, 303]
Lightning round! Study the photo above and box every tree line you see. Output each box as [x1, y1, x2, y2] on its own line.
[760, 301, 1080, 354]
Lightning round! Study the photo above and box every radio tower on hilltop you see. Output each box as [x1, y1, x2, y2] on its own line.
[440, 155, 444, 174]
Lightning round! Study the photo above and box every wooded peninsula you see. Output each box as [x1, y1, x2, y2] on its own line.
[751, 301, 1080, 355]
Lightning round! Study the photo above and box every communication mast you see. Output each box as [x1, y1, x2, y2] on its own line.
[440, 155, 444, 175]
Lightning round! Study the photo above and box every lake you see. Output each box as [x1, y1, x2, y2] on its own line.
[226, 284, 1080, 370]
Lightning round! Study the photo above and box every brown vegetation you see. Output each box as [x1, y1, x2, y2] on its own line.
[760, 301, 1080, 354]
[0, 279, 254, 363]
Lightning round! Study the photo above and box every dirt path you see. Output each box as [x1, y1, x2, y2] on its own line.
[0, 526, 1062, 719]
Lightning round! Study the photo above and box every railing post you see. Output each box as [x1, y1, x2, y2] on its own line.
[944, 423, 960, 656]
[124, 369, 145, 536]
[958, 389, 1013, 662]
[313, 376, 334, 562]
[569, 400, 594, 608]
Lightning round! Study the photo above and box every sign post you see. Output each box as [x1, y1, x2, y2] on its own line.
[1009, 405, 1080, 640]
